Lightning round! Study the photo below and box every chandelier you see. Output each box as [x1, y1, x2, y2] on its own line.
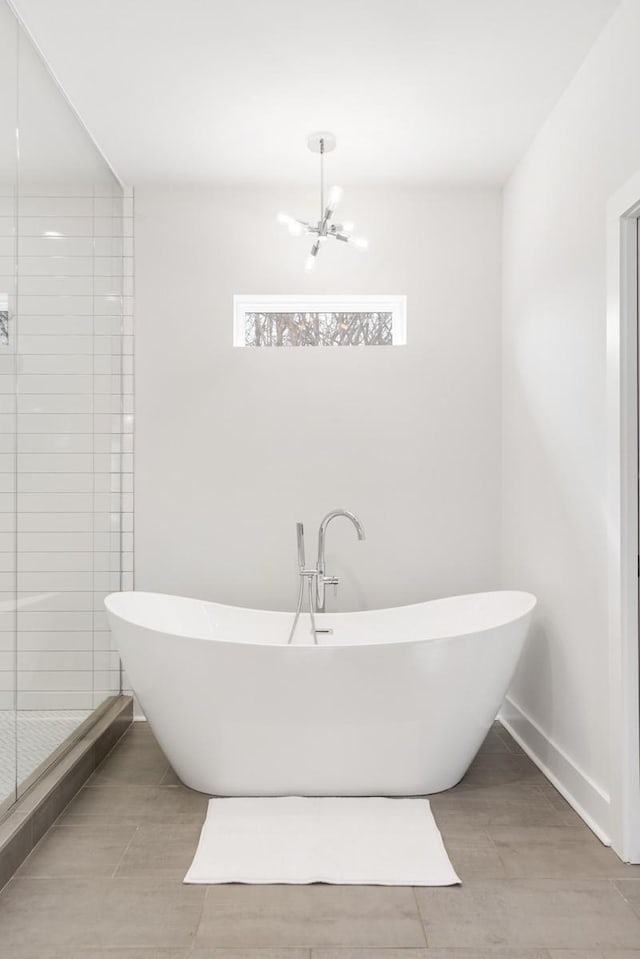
[277, 132, 368, 272]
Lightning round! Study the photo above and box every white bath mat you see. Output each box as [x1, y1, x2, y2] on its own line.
[184, 796, 460, 885]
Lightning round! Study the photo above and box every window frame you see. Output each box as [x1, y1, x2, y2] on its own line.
[232, 294, 407, 347]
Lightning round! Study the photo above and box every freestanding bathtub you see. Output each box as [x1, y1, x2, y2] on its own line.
[105, 590, 535, 796]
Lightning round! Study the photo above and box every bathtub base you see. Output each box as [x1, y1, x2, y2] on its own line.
[105, 589, 536, 799]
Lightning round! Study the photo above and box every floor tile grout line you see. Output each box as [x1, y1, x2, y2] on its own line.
[159, 758, 175, 779]
[192, 880, 213, 952]
[74, 782, 191, 790]
[530, 783, 579, 823]
[411, 884, 429, 947]
[482, 823, 510, 876]
[108, 821, 140, 878]
[88, 764, 172, 787]
[5, 799, 105, 882]
[609, 874, 640, 920]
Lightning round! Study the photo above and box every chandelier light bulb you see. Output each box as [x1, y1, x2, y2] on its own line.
[277, 133, 368, 271]
[327, 185, 343, 211]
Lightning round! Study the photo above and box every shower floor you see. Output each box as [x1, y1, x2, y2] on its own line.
[0, 710, 92, 807]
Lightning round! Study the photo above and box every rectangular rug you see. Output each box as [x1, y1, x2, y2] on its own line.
[184, 796, 460, 885]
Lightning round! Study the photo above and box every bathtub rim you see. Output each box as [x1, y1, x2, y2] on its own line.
[105, 588, 537, 650]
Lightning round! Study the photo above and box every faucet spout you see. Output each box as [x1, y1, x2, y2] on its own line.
[316, 509, 366, 613]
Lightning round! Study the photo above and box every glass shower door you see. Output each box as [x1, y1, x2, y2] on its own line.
[13, 14, 124, 794]
[0, 0, 125, 812]
[0, 3, 17, 814]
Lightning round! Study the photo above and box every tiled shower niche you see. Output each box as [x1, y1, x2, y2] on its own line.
[0, 1, 132, 811]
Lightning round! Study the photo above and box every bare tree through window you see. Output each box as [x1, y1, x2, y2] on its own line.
[0, 293, 8, 345]
[244, 311, 393, 347]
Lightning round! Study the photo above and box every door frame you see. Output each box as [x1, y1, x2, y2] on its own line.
[607, 169, 640, 861]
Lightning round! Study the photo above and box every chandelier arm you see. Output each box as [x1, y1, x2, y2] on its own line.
[320, 138, 324, 222]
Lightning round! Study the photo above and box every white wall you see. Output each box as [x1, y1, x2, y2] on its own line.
[501, 0, 640, 835]
[135, 186, 502, 613]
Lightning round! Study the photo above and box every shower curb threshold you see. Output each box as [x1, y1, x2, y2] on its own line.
[0, 695, 133, 891]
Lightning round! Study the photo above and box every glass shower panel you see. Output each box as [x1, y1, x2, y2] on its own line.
[0, 4, 17, 813]
[14, 21, 123, 792]
[92, 190, 126, 711]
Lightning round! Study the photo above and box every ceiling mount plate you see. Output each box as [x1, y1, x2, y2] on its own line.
[307, 131, 336, 154]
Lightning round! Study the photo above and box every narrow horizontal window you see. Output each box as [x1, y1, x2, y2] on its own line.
[233, 295, 406, 347]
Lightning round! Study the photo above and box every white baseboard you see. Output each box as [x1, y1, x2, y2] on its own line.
[499, 696, 611, 846]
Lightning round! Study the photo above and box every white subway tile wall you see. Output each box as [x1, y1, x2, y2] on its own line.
[0, 189, 133, 728]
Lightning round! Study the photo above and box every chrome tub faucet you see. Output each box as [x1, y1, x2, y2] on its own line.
[287, 509, 366, 644]
[315, 509, 366, 613]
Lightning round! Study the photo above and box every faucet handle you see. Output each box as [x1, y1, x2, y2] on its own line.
[324, 575, 339, 598]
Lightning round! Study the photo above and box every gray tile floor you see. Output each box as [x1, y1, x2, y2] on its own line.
[0, 720, 639, 958]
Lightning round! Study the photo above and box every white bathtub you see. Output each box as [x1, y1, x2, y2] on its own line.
[105, 590, 535, 796]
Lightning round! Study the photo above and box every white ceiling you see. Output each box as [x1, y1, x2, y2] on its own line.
[11, 0, 620, 186]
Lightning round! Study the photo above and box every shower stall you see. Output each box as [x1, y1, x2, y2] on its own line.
[0, 0, 132, 814]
